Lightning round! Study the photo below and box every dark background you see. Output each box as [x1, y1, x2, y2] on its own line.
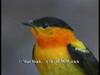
[2, 0, 98, 75]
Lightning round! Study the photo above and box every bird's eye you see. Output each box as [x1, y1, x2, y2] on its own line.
[43, 23, 49, 28]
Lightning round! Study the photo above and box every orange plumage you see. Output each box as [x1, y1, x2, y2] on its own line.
[31, 27, 76, 49]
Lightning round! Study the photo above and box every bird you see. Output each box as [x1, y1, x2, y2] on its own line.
[23, 17, 99, 75]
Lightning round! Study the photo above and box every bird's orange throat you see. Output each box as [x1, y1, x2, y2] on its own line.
[36, 35, 67, 48]
[31, 27, 76, 49]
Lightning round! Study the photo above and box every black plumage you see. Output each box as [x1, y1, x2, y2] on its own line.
[23, 17, 73, 31]
[67, 44, 99, 75]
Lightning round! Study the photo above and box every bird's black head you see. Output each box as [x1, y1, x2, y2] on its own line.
[23, 17, 73, 31]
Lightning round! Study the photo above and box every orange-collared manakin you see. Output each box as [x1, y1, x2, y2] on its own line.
[23, 17, 98, 75]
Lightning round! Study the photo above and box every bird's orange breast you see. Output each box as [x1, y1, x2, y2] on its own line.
[31, 27, 76, 49]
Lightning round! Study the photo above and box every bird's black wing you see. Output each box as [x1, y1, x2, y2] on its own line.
[32, 44, 36, 60]
[67, 44, 99, 75]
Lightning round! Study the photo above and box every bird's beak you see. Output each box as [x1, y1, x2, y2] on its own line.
[22, 20, 34, 27]
[22, 20, 39, 37]
[22, 22, 33, 27]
